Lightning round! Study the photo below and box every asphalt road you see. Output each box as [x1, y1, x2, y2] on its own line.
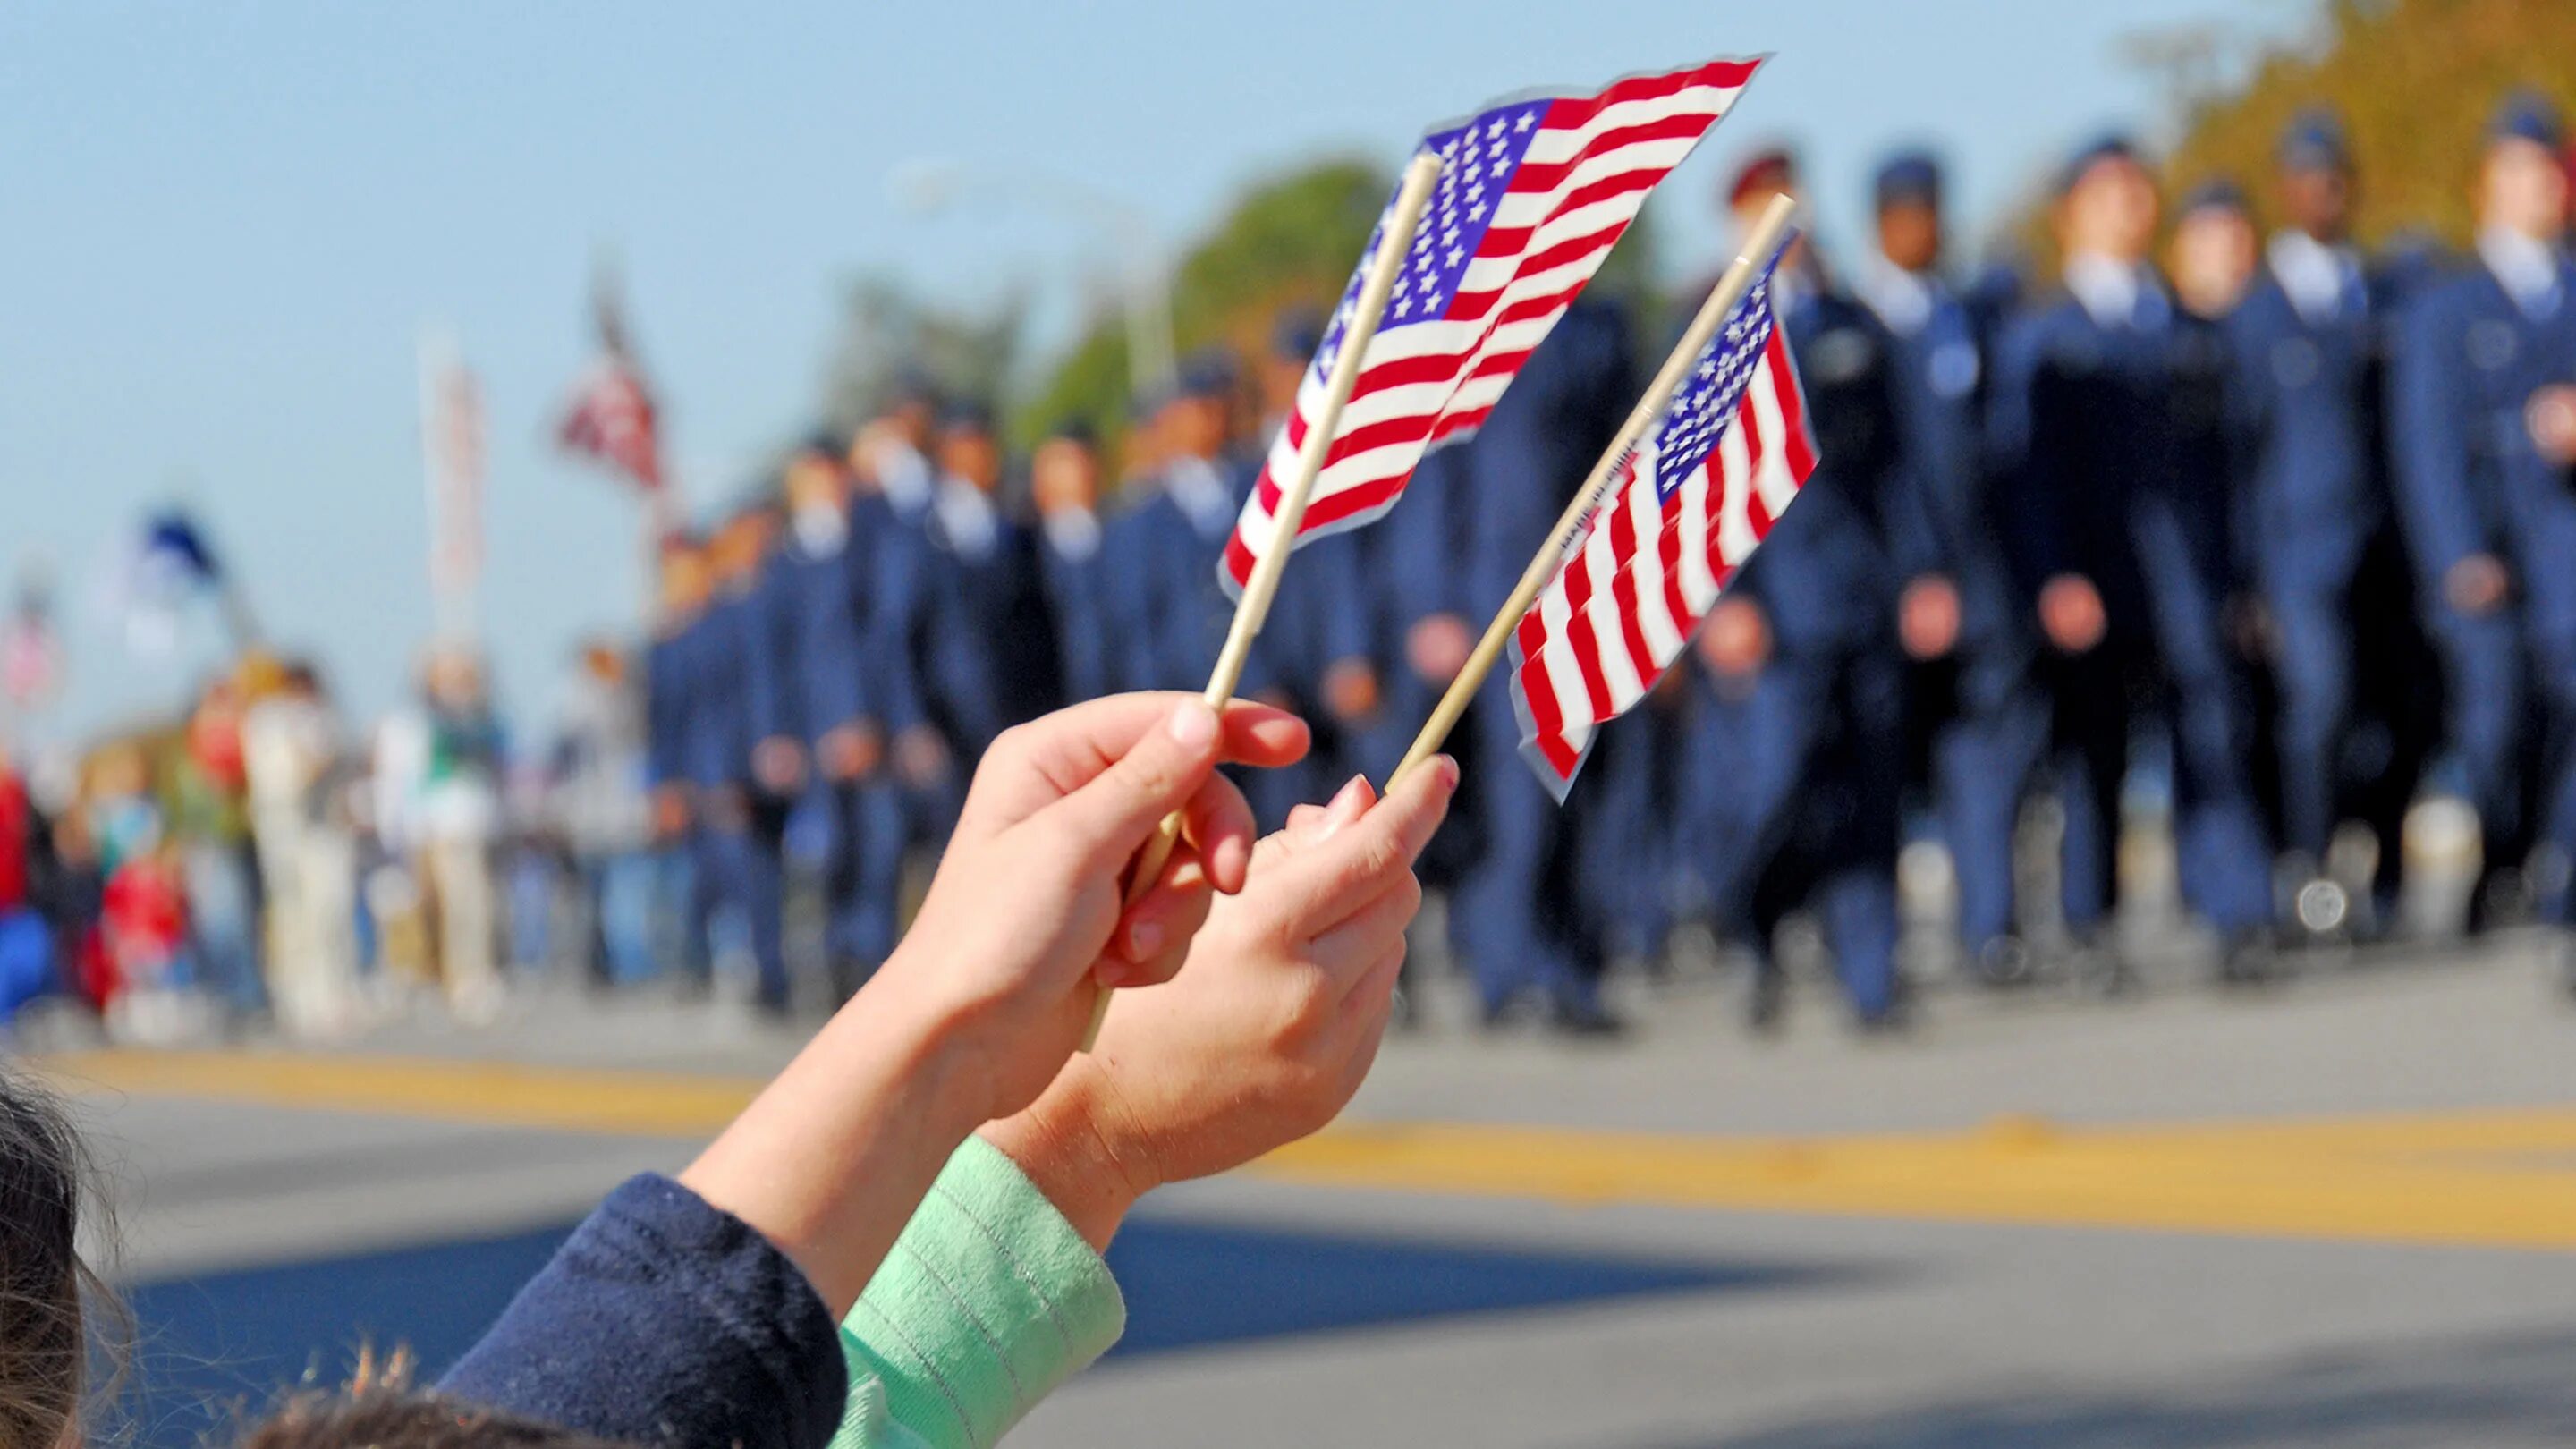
[43, 929, 2576, 1448]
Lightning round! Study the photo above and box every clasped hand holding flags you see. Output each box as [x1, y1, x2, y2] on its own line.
[1086, 51, 1816, 1046]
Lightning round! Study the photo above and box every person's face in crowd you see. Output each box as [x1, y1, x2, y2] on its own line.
[710, 513, 775, 583]
[657, 546, 712, 615]
[2169, 205, 2258, 318]
[90, 745, 147, 801]
[2481, 137, 2570, 242]
[2278, 162, 2353, 242]
[783, 452, 848, 517]
[888, 397, 935, 449]
[1877, 199, 1944, 273]
[937, 428, 1004, 492]
[1030, 437, 1100, 516]
[1258, 352, 1306, 423]
[1165, 394, 1233, 462]
[583, 644, 624, 686]
[426, 650, 483, 709]
[1121, 410, 1168, 486]
[2059, 157, 2160, 263]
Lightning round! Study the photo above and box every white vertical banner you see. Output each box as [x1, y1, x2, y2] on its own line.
[419, 326, 486, 644]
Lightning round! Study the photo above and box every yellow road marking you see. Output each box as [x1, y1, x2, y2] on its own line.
[36, 1048, 2576, 1251]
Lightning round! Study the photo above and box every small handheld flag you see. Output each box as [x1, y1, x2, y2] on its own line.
[1220, 54, 1767, 597]
[1507, 246, 1814, 795]
[1386, 194, 1804, 789]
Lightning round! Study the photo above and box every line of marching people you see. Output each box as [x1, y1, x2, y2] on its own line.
[649, 94, 2576, 1037]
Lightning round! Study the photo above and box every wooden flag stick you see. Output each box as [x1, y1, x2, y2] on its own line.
[1386, 193, 1799, 789]
[1082, 149, 1447, 1050]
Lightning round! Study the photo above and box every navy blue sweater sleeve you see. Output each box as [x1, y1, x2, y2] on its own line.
[439, 1174, 847, 1449]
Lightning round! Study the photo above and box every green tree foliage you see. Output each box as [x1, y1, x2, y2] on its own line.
[819, 274, 1030, 435]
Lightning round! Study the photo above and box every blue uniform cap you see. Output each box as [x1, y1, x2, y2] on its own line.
[2058, 131, 2142, 196]
[1872, 150, 1943, 212]
[799, 428, 844, 459]
[2489, 89, 2565, 151]
[2276, 107, 2351, 173]
[1270, 309, 1326, 361]
[1044, 416, 1097, 445]
[1174, 349, 1238, 401]
[2177, 176, 2250, 218]
[937, 399, 997, 436]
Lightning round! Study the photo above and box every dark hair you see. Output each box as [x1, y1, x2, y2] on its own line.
[0, 1069, 120, 1449]
[240, 1356, 622, 1449]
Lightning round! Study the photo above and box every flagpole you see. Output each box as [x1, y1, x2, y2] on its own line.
[1385, 193, 1798, 789]
[1081, 149, 1445, 1050]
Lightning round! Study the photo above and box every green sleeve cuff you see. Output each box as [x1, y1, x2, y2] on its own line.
[831, 1134, 1127, 1449]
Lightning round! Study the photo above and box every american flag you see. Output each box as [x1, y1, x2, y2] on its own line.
[1507, 250, 1816, 797]
[557, 354, 663, 494]
[1220, 54, 1765, 596]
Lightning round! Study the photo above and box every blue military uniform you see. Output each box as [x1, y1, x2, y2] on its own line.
[644, 603, 708, 985]
[916, 470, 1058, 773]
[1853, 151, 2045, 972]
[1682, 275, 1911, 1026]
[1450, 295, 1637, 1029]
[689, 563, 793, 1009]
[2387, 95, 2576, 930]
[772, 448, 925, 997]
[1986, 137, 2274, 953]
[2220, 115, 2387, 889]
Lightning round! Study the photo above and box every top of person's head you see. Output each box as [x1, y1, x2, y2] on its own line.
[2277, 107, 2352, 175]
[937, 398, 998, 439]
[2175, 176, 2251, 222]
[2489, 88, 2565, 155]
[1269, 309, 1326, 364]
[1724, 146, 1799, 211]
[1873, 149, 1943, 214]
[2058, 131, 2147, 196]
[240, 1384, 623, 1449]
[0, 1070, 117, 1449]
[1174, 350, 1238, 402]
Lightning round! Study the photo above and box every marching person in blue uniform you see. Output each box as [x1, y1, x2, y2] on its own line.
[767, 432, 919, 1002]
[1987, 134, 2275, 977]
[1852, 148, 2046, 983]
[913, 402, 1059, 814]
[644, 532, 714, 988]
[2219, 112, 2392, 936]
[1454, 293, 1638, 1036]
[2389, 92, 2576, 953]
[696, 504, 795, 1013]
[1030, 420, 1119, 706]
[1685, 152, 1911, 1030]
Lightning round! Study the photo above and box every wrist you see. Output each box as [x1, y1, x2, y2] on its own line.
[978, 1063, 1152, 1251]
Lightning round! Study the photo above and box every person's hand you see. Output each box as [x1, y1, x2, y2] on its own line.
[892, 725, 950, 786]
[1406, 614, 1472, 682]
[2038, 573, 2107, 655]
[2225, 593, 2275, 660]
[979, 759, 1459, 1248]
[1898, 574, 1962, 661]
[1697, 597, 1771, 677]
[869, 694, 1311, 1127]
[649, 785, 691, 841]
[2528, 384, 2576, 467]
[2445, 553, 2511, 616]
[1323, 658, 1381, 723]
[679, 693, 1307, 1317]
[816, 722, 883, 783]
[751, 736, 806, 795]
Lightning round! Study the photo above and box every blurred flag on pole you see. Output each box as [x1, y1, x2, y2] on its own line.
[1, 580, 61, 710]
[108, 510, 229, 658]
[1221, 54, 1767, 596]
[1506, 242, 1814, 797]
[555, 267, 665, 495]
[420, 332, 487, 640]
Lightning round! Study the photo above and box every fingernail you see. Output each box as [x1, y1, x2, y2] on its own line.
[1095, 961, 1134, 990]
[1126, 919, 1165, 961]
[1434, 755, 1461, 792]
[1166, 699, 1218, 748]
[1318, 775, 1371, 838]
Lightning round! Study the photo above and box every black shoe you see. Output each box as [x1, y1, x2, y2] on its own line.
[1546, 997, 1627, 1040]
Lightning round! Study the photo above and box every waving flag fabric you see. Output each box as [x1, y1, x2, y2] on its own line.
[1507, 248, 1815, 797]
[1220, 54, 1765, 597]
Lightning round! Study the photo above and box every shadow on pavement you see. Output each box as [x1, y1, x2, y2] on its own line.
[120, 1211, 1869, 1445]
[1643, 1326, 2576, 1449]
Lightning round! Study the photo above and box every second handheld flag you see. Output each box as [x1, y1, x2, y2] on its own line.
[1507, 241, 1817, 796]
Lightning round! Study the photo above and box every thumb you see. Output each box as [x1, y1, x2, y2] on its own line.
[1040, 697, 1225, 862]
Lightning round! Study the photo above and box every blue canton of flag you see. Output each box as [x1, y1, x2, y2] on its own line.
[1648, 265, 1780, 502]
[1315, 98, 1555, 375]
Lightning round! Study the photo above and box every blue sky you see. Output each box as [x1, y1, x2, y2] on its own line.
[0, 1, 2307, 743]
